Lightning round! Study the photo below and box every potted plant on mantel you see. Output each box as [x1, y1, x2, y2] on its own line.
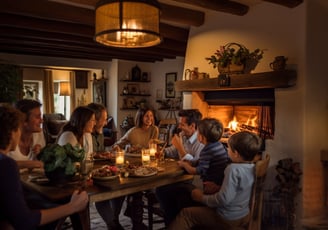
[205, 42, 265, 74]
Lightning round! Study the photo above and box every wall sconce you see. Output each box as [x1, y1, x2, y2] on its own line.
[94, 0, 161, 48]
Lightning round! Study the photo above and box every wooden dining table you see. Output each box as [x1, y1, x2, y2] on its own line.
[20, 158, 194, 229]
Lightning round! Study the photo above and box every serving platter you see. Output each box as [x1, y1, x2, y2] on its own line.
[128, 166, 158, 177]
[92, 175, 118, 181]
[93, 152, 114, 161]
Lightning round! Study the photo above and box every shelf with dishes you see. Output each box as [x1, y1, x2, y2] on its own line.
[120, 96, 149, 110]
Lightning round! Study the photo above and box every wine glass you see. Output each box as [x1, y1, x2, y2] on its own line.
[149, 142, 157, 167]
[81, 159, 94, 181]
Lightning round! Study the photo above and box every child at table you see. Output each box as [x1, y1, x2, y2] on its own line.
[177, 117, 230, 194]
[169, 131, 262, 230]
[0, 103, 89, 229]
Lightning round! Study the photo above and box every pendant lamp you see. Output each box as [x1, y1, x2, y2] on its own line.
[94, 0, 161, 48]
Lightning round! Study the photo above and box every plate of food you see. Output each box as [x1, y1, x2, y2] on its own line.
[92, 165, 119, 181]
[128, 166, 158, 177]
[93, 151, 114, 161]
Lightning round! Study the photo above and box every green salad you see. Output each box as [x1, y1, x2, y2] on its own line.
[38, 143, 85, 176]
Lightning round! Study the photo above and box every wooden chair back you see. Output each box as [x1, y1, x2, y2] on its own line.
[247, 154, 270, 230]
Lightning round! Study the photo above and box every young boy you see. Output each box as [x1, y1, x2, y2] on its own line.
[169, 131, 262, 230]
[178, 117, 229, 194]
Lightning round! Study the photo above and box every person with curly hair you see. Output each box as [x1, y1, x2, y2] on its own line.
[0, 104, 88, 230]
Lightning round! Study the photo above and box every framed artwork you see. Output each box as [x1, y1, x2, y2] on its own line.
[125, 97, 136, 108]
[93, 79, 107, 106]
[75, 70, 88, 89]
[165, 72, 177, 98]
[23, 81, 40, 100]
[127, 83, 139, 95]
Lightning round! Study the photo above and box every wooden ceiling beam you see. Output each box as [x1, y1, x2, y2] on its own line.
[263, 0, 303, 8]
[0, 41, 168, 62]
[0, 34, 184, 61]
[0, 27, 186, 56]
[169, 0, 249, 16]
[0, 13, 189, 43]
[160, 3, 204, 27]
[0, 0, 94, 25]
[0, 0, 203, 27]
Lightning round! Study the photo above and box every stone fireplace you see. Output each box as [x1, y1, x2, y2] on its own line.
[175, 70, 296, 140]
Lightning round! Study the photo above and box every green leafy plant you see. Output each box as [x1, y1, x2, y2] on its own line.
[0, 64, 23, 103]
[205, 42, 264, 73]
[38, 143, 85, 176]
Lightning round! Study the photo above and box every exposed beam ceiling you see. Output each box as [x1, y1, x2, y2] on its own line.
[0, 0, 303, 63]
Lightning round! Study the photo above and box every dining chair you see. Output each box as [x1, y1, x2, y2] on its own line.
[143, 190, 165, 230]
[247, 154, 271, 230]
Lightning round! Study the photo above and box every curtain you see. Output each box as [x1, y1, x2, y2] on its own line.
[69, 71, 76, 112]
[43, 70, 54, 113]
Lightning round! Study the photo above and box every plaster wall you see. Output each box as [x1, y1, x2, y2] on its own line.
[182, 0, 328, 225]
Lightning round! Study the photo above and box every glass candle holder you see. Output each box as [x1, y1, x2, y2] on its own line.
[141, 148, 150, 166]
[115, 150, 125, 168]
[149, 143, 157, 167]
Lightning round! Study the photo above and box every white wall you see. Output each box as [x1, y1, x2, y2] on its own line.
[115, 58, 184, 137]
[182, 0, 328, 225]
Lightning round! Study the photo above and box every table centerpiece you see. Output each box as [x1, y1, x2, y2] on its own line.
[38, 143, 85, 184]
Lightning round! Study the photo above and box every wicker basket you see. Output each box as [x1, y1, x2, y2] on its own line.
[217, 42, 259, 74]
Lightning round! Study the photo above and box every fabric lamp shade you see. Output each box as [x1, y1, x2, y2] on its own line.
[59, 82, 71, 96]
[94, 0, 161, 48]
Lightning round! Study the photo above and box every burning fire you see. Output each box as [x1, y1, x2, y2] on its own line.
[228, 116, 240, 132]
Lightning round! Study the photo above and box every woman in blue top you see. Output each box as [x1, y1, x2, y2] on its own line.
[0, 104, 88, 230]
[169, 131, 262, 230]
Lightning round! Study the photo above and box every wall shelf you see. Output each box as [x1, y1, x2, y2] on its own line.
[120, 94, 151, 96]
[175, 70, 297, 92]
[120, 80, 150, 83]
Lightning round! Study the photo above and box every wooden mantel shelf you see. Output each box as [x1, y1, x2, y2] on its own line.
[175, 70, 297, 92]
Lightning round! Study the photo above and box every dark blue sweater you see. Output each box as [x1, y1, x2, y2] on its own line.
[195, 141, 230, 185]
[0, 153, 41, 229]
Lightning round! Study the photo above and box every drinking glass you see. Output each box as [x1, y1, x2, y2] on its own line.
[81, 159, 94, 180]
[149, 143, 157, 167]
[141, 149, 150, 166]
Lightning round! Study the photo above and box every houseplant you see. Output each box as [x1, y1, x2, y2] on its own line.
[0, 64, 23, 103]
[205, 42, 264, 74]
[38, 143, 85, 183]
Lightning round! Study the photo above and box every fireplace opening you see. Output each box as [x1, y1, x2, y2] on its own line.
[207, 105, 274, 140]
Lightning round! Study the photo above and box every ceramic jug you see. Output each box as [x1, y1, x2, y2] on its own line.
[270, 56, 287, 71]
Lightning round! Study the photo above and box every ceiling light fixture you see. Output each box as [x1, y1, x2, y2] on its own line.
[94, 0, 161, 48]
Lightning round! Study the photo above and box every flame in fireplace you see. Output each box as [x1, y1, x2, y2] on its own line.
[228, 116, 239, 131]
[246, 115, 257, 128]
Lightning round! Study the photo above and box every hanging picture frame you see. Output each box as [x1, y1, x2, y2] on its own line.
[165, 72, 177, 98]
[23, 80, 40, 101]
[93, 79, 107, 106]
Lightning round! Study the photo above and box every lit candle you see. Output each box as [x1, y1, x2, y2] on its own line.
[149, 148, 156, 156]
[116, 156, 124, 165]
[142, 154, 150, 162]
[149, 143, 157, 156]
[142, 149, 150, 166]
